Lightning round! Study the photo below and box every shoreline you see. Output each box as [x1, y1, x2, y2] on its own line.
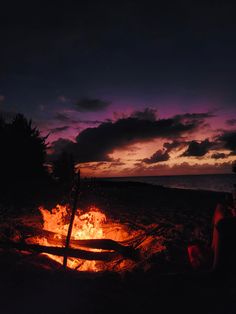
[95, 174, 235, 194]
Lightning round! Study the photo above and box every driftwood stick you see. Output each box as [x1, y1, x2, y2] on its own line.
[63, 170, 80, 269]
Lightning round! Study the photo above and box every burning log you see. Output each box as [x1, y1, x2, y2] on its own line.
[0, 241, 120, 261]
[12, 226, 138, 259]
[0, 231, 139, 261]
[11, 225, 138, 258]
[0, 203, 160, 271]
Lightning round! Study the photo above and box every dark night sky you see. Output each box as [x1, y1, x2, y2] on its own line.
[1, 1, 236, 176]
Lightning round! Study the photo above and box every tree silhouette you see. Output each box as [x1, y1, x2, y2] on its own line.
[52, 151, 75, 184]
[0, 114, 48, 181]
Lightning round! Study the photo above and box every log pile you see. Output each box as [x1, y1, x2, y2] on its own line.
[0, 224, 140, 264]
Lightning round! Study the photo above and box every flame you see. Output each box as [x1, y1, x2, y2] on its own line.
[39, 204, 106, 240]
[26, 204, 166, 272]
[31, 204, 131, 271]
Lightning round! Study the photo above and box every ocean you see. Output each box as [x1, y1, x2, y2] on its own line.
[102, 174, 236, 193]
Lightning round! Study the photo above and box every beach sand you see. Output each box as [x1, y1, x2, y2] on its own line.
[0, 181, 235, 314]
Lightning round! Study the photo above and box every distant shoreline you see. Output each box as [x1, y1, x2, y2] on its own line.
[94, 173, 235, 194]
[97, 173, 234, 179]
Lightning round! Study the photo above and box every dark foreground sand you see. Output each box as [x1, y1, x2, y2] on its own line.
[0, 181, 235, 314]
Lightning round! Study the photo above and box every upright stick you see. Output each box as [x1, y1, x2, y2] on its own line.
[63, 170, 80, 269]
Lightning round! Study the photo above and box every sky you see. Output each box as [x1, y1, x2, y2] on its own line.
[0, 1, 236, 177]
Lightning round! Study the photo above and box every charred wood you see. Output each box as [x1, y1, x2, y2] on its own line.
[0, 241, 119, 261]
[0, 239, 139, 261]
[10, 225, 139, 259]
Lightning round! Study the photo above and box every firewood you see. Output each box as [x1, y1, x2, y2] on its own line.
[39, 237, 138, 259]
[0, 241, 119, 261]
[12, 225, 139, 258]
[0, 239, 139, 261]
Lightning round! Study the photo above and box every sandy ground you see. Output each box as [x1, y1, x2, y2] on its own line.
[0, 180, 235, 314]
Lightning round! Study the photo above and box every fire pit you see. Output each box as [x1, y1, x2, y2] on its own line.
[0, 203, 166, 273]
[30, 204, 141, 272]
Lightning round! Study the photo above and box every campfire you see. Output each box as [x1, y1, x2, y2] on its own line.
[29, 204, 141, 272]
[0, 204, 166, 273]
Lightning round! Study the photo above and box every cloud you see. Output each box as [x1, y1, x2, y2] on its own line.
[79, 160, 126, 172]
[55, 113, 72, 122]
[211, 152, 227, 159]
[55, 112, 103, 125]
[50, 108, 208, 162]
[173, 112, 215, 121]
[141, 138, 185, 164]
[217, 130, 236, 153]
[75, 98, 110, 112]
[142, 150, 170, 164]
[48, 138, 73, 158]
[226, 119, 236, 126]
[107, 160, 126, 168]
[79, 120, 104, 125]
[163, 140, 184, 152]
[142, 140, 186, 165]
[182, 139, 213, 157]
[49, 126, 70, 134]
[133, 161, 233, 176]
[131, 107, 157, 121]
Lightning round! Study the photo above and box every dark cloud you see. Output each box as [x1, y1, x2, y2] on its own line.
[75, 98, 110, 112]
[172, 112, 215, 133]
[78, 160, 125, 172]
[55, 112, 103, 125]
[182, 139, 213, 157]
[155, 162, 232, 175]
[163, 140, 184, 152]
[217, 130, 236, 153]
[211, 152, 227, 159]
[80, 120, 104, 125]
[55, 113, 72, 122]
[173, 112, 215, 122]
[48, 138, 73, 159]
[226, 119, 236, 126]
[49, 126, 70, 134]
[50, 109, 207, 162]
[128, 161, 233, 177]
[142, 150, 170, 164]
[131, 108, 157, 121]
[79, 162, 108, 171]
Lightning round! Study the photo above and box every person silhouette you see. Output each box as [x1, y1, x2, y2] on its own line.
[188, 162, 236, 274]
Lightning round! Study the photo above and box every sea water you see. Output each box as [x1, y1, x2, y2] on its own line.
[103, 174, 236, 193]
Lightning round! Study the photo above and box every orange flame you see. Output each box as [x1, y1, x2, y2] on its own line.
[32, 205, 132, 271]
[27, 204, 166, 272]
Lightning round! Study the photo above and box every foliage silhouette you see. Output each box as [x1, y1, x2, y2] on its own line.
[52, 151, 75, 184]
[0, 114, 48, 180]
[0, 114, 52, 208]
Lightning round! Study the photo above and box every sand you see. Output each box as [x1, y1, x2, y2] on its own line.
[0, 180, 235, 314]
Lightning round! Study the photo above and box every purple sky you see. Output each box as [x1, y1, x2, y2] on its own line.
[1, 1, 236, 176]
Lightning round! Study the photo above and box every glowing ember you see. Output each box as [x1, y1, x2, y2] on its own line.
[25, 204, 166, 272]
[40, 204, 106, 240]
[30, 205, 134, 271]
